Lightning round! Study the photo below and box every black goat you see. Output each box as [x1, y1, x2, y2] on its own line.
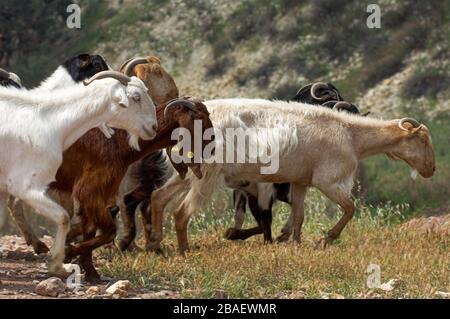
[63, 54, 109, 83]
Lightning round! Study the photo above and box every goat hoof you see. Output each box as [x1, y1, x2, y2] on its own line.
[275, 233, 290, 243]
[224, 228, 241, 240]
[85, 273, 102, 284]
[146, 242, 163, 254]
[119, 240, 141, 252]
[128, 242, 143, 253]
[48, 265, 71, 279]
[117, 240, 129, 252]
[315, 237, 333, 249]
[33, 241, 50, 255]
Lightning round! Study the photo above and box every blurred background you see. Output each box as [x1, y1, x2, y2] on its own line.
[1, 0, 449, 234]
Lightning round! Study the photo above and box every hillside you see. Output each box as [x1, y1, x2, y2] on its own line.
[0, 1, 449, 299]
[2, 0, 450, 216]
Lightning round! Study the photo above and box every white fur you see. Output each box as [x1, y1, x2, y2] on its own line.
[31, 66, 77, 91]
[0, 76, 158, 276]
[151, 98, 432, 251]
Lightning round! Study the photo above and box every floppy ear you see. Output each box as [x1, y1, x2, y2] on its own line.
[113, 86, 129, 108]
[167, 146, 188, 179]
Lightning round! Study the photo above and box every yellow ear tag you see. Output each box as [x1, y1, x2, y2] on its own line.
[187, 151, 195, 159]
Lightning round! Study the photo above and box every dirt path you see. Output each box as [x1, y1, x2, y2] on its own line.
[0, 235, 179, 299]
[0, 235, 89, 299]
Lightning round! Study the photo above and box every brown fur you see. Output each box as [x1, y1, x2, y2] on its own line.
[59, 99, 212, 281]
[13, 57, 211, 282]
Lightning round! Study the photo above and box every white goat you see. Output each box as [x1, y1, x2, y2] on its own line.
[0, 71, 158, 277]
[2, 55, 111, 245]
[148, 99, 435, 253]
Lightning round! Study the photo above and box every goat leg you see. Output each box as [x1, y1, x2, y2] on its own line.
[316, 185, 355, 249]
[9, 198, 50, 254]
[290, 184, 306, 243]
[148, 175, 187, 253]
[174, 203, 190, 255]
[78, 230, 101, 283]
[224, 190, 251, 240]
[251, 194, 274, 243]
[140, 199, 154, 250]
[118, 192, 140, 251]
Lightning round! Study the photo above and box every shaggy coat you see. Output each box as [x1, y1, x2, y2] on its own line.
[149, 99, 435, 253]
[0, 75, 157, 277]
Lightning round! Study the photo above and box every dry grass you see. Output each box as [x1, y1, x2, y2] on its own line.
[98, 198, 449, 299]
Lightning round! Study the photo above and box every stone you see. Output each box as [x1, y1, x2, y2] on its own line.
[380, 279, 402, 292]
[321, 293, 345, 299]
[435, 291, 450, 299]
[106, 280, 131, 297]
[35, 277, 66, 297]
[276, 290, 306, 299]
[86, 286, 101, 296]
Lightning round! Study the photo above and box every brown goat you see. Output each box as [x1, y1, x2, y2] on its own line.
[120, 56, 179, 105]
[61, 99, 212, 281]
[12, 57, 213, 282]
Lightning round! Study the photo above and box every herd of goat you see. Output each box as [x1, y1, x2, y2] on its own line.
[0, 54, 436, 282]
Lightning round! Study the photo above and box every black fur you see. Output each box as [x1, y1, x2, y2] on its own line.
[118, 151, 170, 251]
[62, 54, 109, 82]
[294, 83, 361, 115]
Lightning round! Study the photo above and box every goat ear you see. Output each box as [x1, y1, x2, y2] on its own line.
[113, 86, 129, 109]
[78, 54, 92, 69]
[167, 147, 188, 179]
[402, 122, 423, 135]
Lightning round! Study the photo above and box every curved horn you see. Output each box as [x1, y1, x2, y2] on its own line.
[8, 72, 22, 86]
[119, 58, 133, 73]
[0, 68, 10, 79]
[123, 57, 148, 77]
[332, 101, 355, 112]
[294, 84, 312, 102]
[398, 118, 422, 131]
[164, 99, 196, 122]
[311, 82, 339, 101]
[322, 100, 338, 109]
[83, 71, 131, 86]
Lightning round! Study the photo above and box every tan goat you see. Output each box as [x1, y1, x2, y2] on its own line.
[148, 99, 436, 253]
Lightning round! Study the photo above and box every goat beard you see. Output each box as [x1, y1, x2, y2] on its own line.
[127, 134, 141, 151]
